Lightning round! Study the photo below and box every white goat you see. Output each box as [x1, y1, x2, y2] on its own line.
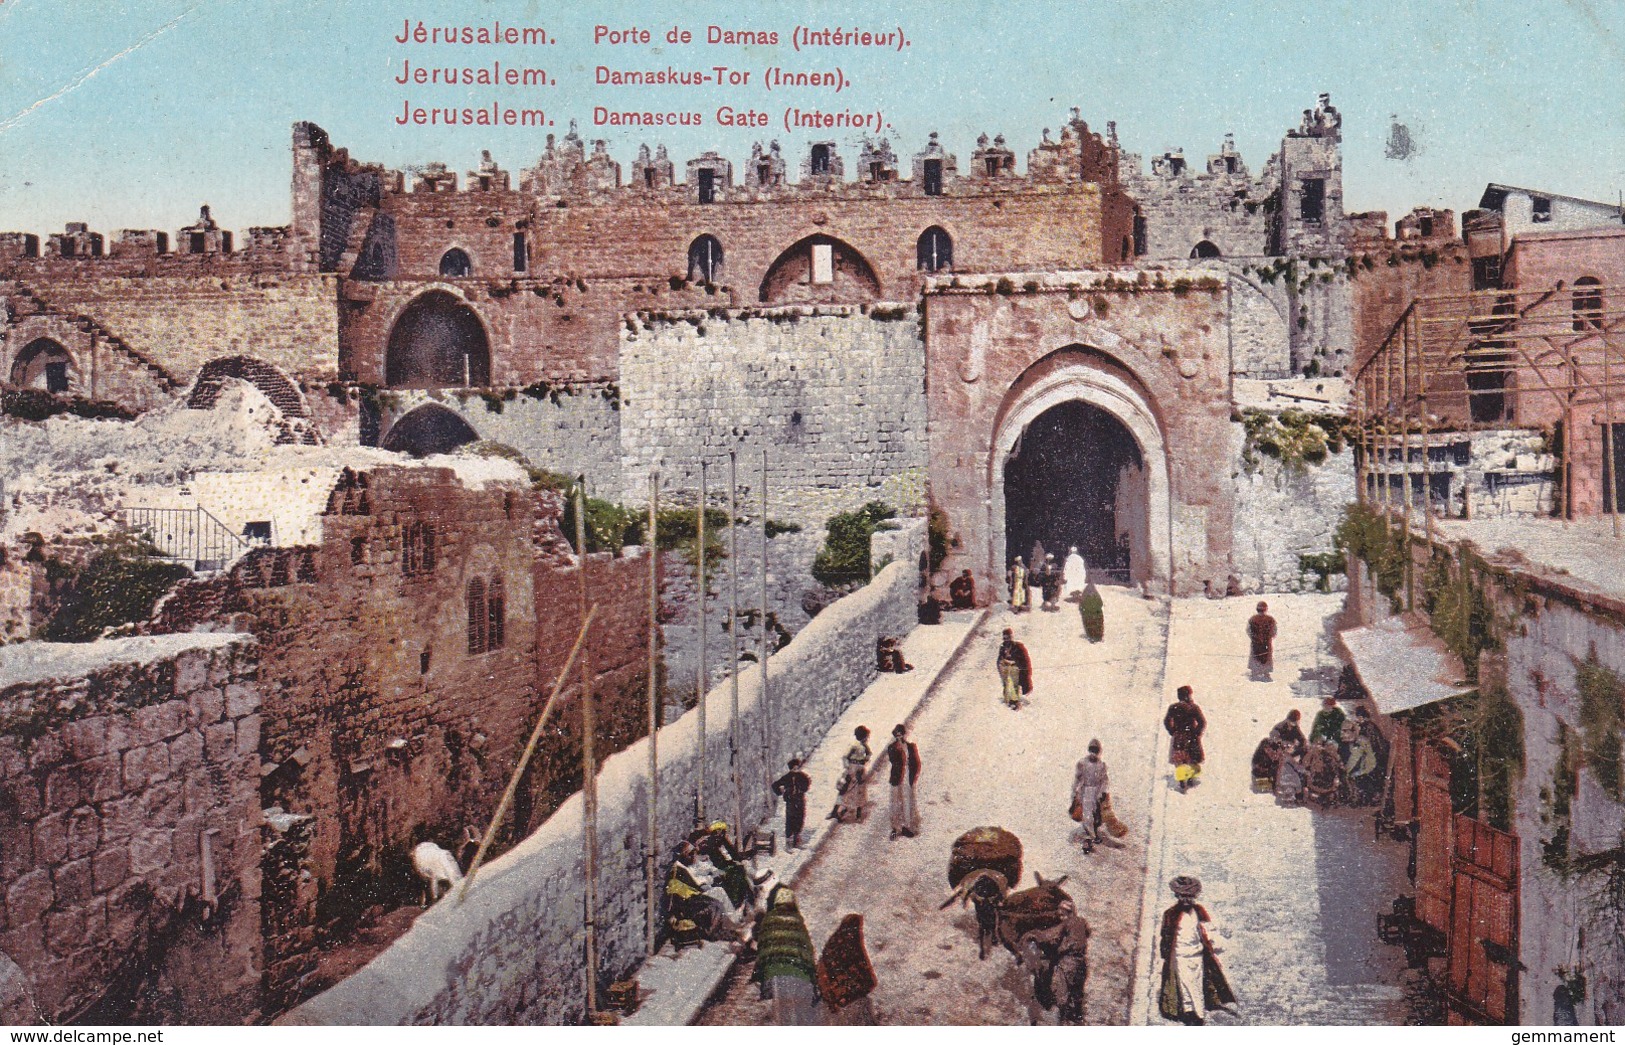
[411, 841, 464, 906]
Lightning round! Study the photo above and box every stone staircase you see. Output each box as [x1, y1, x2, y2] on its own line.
[3, 278, 184, 392]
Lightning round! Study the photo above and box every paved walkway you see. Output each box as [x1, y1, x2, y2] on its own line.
[626, 608, 984, 1026]
[1130, 593, 1419, 1025]
[699, 588, 1171, 1025]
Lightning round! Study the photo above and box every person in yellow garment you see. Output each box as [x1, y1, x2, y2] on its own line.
[1008, 556, 1029, 612]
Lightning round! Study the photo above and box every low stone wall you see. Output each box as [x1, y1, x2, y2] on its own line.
[285, 551, 919, 1026]
[0, 634, 261, 1025]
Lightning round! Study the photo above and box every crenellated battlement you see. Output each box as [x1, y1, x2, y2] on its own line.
[305, 108, 1124, 209]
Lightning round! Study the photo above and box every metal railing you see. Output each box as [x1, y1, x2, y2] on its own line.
[120, 505, 254, 570]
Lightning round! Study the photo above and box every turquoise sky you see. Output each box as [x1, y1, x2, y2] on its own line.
[0, 0, 1621, 235]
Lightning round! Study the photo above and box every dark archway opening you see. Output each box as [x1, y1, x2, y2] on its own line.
[381, 405, 479, 457]
[1191, 240, 1222, 259]
[1004, 400, 1146, 585]
[11, 338, 73, 393]
[384, 292, 491, 389]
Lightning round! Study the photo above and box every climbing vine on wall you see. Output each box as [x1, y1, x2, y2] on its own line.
[1335, 502, 1409, 606]
[1239, 408, 1351, 472]
[1576, 651, 1625, 801]
[1421, 547, 1499, 684]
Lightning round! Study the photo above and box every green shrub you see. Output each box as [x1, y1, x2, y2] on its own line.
[812, 501, 896, 586]
[41, 532, 190, 642]
[561, 494, 640, 555]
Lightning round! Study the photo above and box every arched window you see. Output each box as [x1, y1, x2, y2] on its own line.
[467, 577, 488, 654]
[402, 521, 436, 576]
[687, 235, 723, 283]
[917, 227, 953, 273]
[1190, 240, 1222, 259]
[439, 248, 472, 278]
[1574, 277, 1604, 332]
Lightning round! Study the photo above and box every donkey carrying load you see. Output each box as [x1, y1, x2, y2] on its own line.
[940, 827, 1073, 961]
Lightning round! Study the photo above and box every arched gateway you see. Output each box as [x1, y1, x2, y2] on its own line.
[990, 355, 1172, 592]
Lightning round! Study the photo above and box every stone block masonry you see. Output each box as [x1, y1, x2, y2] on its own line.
[284, 538, 921, 1026]
[1229, 436, 1356, 593]
[0, 634, 262, 1025]
[619, 306, 928, 531]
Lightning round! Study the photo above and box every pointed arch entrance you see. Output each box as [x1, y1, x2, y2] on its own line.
[991, 358, 1171, 590]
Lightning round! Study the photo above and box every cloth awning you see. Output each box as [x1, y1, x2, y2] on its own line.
[1338, 614, 1473, 715]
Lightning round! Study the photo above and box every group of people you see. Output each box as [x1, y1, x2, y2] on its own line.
[664, 821, 775, 950]
[1008, 544, 1088, 614]
[1251, 699, 1386, 808]
[825, 723, 922, 841]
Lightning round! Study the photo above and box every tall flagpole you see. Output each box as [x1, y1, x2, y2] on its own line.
[760, 449, 772, 796]
[645, 469, 659, 956]
[695, 460, 708, 825]
[728, 450, 742, 846]
[575, 480, 599, 1020]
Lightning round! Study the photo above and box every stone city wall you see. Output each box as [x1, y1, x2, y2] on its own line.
[618, 306, 929, 530]
[284, 527, 922, 1026]
[0, 634, 261, 1025]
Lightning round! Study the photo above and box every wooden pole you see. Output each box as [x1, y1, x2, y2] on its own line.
[728, 450, 742, 848]
[458, 605, 599, 901]
[1565, 333, 1577, 522]
[760, 448, 772, 799]
[1401, 315, 1414, 610]
[696, 460, 708, 824]
[645, 470, 660, 957]
[1605, 330, 1620, 537]
[576, 481, 599, 1020]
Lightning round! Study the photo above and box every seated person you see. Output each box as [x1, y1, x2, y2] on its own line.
[695, 821, 767, 910]
[1268, 710, 1309, 760]
[1250, 737, 1281, 792]
[948, 569, 977, 610]
[666, 842, 745, 945]
[1304, 740, 1346, 806]
[1274, 750, 1308, 806]
[875, 637, 913, 673]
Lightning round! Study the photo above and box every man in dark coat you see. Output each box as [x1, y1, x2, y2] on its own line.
[1022, 897, 1091, 1023]
[885, 724, 921, 839]
[1268, 709, 1308, 759]
[1247, 601, 1278, 680]
[1162, 686, 1207, 792]
[773, 756, 812, 850]
[949, 569, 977, 610]
[1158, 876, 1235, 1025]
[996, 628, 1034, 709]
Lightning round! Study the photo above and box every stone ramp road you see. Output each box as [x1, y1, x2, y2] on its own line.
[626, 608, 983, 1026]
[1130, 593, 1420, 1026]
[699, 588, 1170, 1025]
